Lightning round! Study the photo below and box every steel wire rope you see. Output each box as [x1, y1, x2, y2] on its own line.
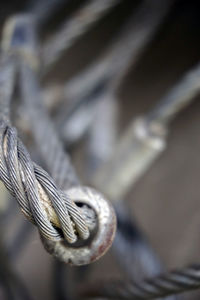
[0, 14, 116, 265]
[0, 19, 90, 255]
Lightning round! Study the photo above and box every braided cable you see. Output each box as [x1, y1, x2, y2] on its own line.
[85, 265, 200, 299]
[0, 15, 117, 266]
[20, 63, 93, 239]
[0, 51, 89, 247]
[3, 6, 200, 300]
[0, 122, 89, 243]
[16, 16, 94, 241]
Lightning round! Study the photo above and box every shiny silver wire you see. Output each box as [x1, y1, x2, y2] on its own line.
[1, 1, 200, 299]
[0, 14, 116, 265]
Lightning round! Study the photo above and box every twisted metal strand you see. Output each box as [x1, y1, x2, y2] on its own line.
[5, 5, 200, 300]
[0, 123, 89, 243]
[18, 35, 93, 240]
[0, 15, 117, 265]
[85, 265, 200, 299]
[42, 0, 121, 73]
[0, 52, 89, 245]
[15, 14, 96, 231]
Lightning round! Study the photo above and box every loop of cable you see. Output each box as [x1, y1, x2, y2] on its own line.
[0, 54, 89, 246]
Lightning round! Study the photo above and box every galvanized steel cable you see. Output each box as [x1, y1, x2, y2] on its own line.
[0, 18, 90, 247]
[0, 111, 88, 243]
[40, 0, 200, 296]
[0, 14, 116, 265]
[85, 265, 200, 299]
[1, 2, 200, 300]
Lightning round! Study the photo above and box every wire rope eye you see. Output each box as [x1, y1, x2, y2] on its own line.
[42, 186, 116, 266]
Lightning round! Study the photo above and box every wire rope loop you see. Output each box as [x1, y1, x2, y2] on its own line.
[42, 186, 116, 265]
